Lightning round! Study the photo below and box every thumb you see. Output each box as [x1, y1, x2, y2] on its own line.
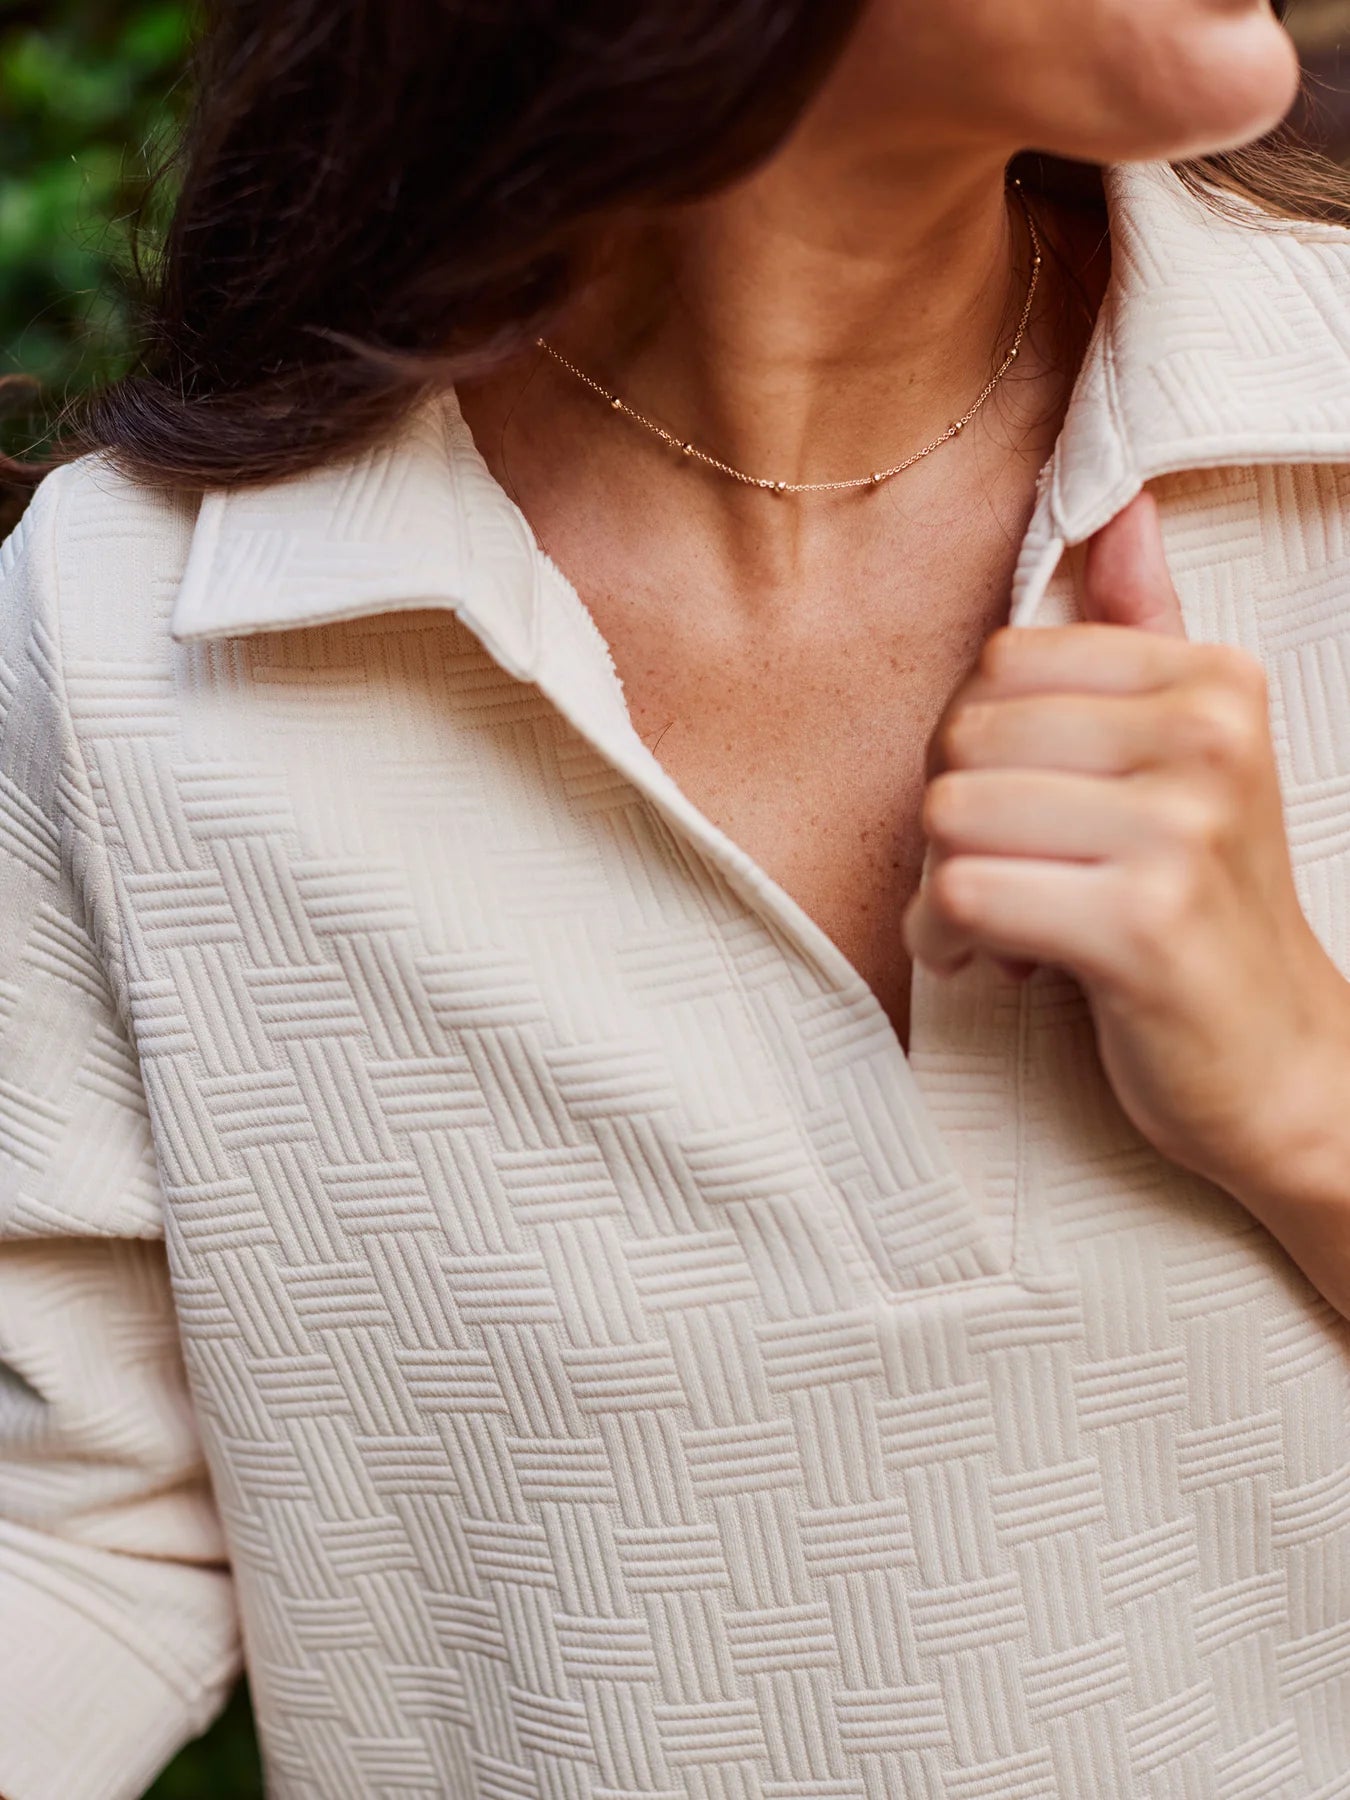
[1081, 491, 1187, 638]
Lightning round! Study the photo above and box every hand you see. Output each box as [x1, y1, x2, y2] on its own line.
[905, 492, 1350, 1285]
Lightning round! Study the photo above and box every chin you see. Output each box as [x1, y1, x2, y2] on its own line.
[1036, 9, 1302, 167]
[1109, 12, 1301, 162]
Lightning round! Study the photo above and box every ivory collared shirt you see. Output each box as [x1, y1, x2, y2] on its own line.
[4, 163, 1350, 1800]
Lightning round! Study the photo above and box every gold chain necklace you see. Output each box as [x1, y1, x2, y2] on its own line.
[536, 179, 1042, 496]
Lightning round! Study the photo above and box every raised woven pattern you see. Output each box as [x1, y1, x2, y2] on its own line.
[2, 162, 1350, 1800]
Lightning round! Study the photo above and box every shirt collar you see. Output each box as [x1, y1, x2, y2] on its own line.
[171, 160, 1350, 656]
[170, 390, 544, 676]
[1046, 160, 1350, 546]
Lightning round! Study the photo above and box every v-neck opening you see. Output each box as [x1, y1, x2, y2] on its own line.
[447, 395, 1048, 1297]
[540, 551, 1036, 1295]
[448, 387, 1065, 1076]
[526, 507, 924, 1068]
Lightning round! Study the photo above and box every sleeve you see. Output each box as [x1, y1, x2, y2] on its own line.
[0, 471, 242, 1800]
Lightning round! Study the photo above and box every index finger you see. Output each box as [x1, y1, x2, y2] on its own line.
[975, 624, 1195, 698]
[924, 625, 1198, 782]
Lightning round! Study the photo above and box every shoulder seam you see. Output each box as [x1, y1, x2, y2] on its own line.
[37, 463, 138, 1039]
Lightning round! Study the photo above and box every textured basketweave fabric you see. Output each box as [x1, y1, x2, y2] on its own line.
[5, 162, 1350, 1800]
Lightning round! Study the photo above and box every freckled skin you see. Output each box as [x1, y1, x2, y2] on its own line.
[593, 491, 1038, 1046]
[479, 305, 1073, 1044]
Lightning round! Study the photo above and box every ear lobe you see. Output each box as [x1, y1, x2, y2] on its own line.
[1082, 491, 1188, 639]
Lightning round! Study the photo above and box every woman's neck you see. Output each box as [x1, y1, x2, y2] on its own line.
[459, 135, 1109, 606]
[552, 142, 1044, 495]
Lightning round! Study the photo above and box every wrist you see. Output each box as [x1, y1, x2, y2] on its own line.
[1221, 965, 1350, 1318]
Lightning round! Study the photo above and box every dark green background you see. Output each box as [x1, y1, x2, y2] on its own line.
[0, 0, 188, 460]
[3, 0, 1346, 1794]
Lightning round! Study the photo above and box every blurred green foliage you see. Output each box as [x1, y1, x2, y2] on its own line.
[0, 0, 188, 455]
[3, 18, 264, 1785]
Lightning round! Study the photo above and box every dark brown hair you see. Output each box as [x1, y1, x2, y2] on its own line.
[19, 0, 1350, 493]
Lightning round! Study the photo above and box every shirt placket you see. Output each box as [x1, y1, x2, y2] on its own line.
[499, 554, 1037, 1300]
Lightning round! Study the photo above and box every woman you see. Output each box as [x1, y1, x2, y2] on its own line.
[2, 0, 1349, 1794]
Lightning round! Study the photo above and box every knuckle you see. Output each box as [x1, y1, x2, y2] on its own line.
[930, 713, 962, 773]
[1202, 643, 1269, 704]
[929, 857, 983, 928]
[937, 705, 986, 770]
[1156, 784, 1229, 853]
[1173, 683, 1262, 769]
[1125, 864, 1196, 955]
[923, 773, 966, 846]
[978, 628, 1020, 685]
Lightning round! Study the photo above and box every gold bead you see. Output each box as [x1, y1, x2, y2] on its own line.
[610, 395, 623, 410]
[774, 481, 788, 493]
[951, 422, 964, 434]
[682, 443, 694, 455]
[871, 472, 884, 485]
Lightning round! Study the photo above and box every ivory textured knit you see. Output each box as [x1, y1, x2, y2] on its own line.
[4, 163, 1350, 1800]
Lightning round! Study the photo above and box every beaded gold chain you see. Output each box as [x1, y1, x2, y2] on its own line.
[536, 179, 1042, 496]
